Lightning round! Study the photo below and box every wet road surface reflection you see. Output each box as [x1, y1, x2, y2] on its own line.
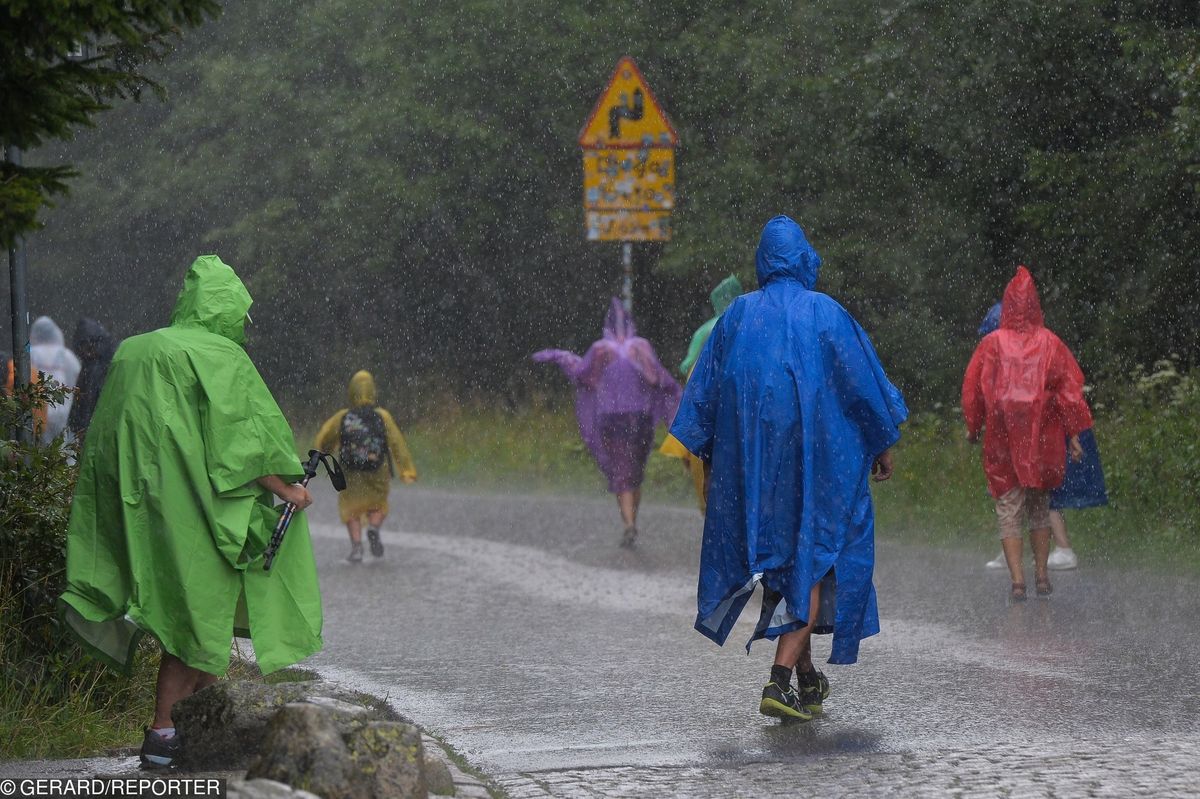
[304, 486, 1200, 797]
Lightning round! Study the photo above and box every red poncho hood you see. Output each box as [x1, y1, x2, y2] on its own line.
[962, 266, 1093, 497]
[999, 266, 1044, 332]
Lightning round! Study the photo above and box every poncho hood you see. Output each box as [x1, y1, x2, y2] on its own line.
[603, 297, 636, 341]
[755, 216, 822, 289]
[169, 255, 252, 345]
[72, 318, 115, 360]
[710, 275, 742, 315]
[30, 316, 65, 347]
[679, 276, 744, 376]
[999, 266, 1044, 333]
[978, 302, 1002, 337]
[348, 370, 377, 406]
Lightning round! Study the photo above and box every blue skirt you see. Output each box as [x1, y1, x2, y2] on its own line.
[1051, 428, 1108, 510]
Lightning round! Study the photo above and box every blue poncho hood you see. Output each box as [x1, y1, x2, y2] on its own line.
[671, 217, 907, 664]
[755, 215, 822, 289]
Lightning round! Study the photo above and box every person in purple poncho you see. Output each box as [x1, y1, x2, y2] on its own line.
[534, 298, 682, 547]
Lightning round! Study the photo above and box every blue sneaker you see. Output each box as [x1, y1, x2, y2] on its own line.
[796, 669, 830, 714]
[139, 728, 180, 769]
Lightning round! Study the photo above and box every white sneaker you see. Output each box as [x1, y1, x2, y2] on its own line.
[985, 552, 1007, 570]
[1047, 547, 1078, 570]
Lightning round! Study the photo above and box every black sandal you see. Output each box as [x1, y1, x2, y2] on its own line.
[1035, 577, 1053, 596]
[1010, 582, 1027, 601]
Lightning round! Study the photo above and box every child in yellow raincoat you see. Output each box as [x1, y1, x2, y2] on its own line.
[315, 371, 417, 562]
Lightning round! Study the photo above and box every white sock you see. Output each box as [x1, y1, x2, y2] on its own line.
[151, 726, 176, 738]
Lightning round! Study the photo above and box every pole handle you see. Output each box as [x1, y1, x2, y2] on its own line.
[262, 450, 346, 571]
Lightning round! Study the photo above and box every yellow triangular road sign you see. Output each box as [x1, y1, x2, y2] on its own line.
[578, 56, 678, 149]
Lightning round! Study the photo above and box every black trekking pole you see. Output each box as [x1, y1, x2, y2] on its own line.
[263, 449, 346, 571]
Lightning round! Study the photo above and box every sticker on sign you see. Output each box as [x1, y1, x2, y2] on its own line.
[583, 149, 674, 212]
[586, 210, 672, 242]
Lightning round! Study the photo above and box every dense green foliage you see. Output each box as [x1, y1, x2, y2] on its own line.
[0, 0, 220, 246]
[18, 1, 1200, 408]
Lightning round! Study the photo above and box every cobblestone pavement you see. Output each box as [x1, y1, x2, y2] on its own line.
[304, 486, 1199, 797]
[497, 734, 1200, 798]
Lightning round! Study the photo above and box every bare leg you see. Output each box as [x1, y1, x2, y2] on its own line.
[616, 491, 636, 528]
[153, 653, 215, 728]
[346, 518, 362, 545]
[631, 488, 641, 527]
[1031, 527, 1052, 585]
[1001, 536, 1025, 586]
[193, 671, 218, 693]
[774, 581, 822, 669]
[367, 509, 386, 529]
[1049, 510, 1071, 549]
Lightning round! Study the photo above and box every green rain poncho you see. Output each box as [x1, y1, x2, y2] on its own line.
[678, 275, 742, 376]
[60, 256, 322, 676]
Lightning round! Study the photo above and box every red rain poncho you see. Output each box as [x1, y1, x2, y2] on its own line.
[962, 267, 1093, 498]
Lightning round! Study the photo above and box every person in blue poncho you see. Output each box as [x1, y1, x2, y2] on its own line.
[671, 216, 908, 723]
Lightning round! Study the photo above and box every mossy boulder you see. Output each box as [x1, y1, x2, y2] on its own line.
[173, 680, 398, 771]
[247, 704, 428, 799]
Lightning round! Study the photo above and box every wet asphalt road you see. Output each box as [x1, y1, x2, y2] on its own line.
[300, 484, 1200, 798]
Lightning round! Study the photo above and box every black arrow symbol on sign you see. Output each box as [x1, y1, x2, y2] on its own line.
[609, 88, 644, 139]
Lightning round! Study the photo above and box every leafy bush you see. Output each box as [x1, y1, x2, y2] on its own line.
[1098, 358, 1200, 548]
[0, 377, 156, 757]
[1, 377, 77, 682]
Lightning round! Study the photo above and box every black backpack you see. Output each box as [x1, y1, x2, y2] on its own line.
[339, 406, 388, 471]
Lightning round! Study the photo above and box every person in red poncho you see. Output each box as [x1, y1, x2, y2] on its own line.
[962, 266, 1092, 600]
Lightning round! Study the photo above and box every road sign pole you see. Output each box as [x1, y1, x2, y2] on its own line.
[621, 241, 633, 313]
[6, 144, 32, 444]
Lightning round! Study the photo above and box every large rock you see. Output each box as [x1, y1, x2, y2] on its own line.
[173, 680, 399, 771]
[422, 754, 455, 796]
[247, 704, 428, 799]
[346, 721, 428, 799]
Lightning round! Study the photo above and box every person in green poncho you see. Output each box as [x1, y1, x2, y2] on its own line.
[678, 275, 743, 377]
[59, 255, 323, 769]
[661, 275, 743, 511]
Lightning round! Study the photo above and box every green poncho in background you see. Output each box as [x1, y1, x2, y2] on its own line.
[60, 255, 323, 675]
[678, 275, 742, 376]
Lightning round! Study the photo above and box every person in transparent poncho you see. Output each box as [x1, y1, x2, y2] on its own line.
[30, 315, 81, 444]
[534, 299, 681, 547]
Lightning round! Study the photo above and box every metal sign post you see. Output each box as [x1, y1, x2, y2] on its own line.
[6, 145, 32, 443]
[621, 242, 633, 312]
[579, 57, 678, 313]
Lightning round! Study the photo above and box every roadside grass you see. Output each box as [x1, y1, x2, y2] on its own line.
[0, 641, 158, 760]
[293, 398, 696, 504]
[0, 640, 321, 761]
[369, 396, 1200, 574]
[875, 411, 1199, 573]
[403, 402, 696, 505]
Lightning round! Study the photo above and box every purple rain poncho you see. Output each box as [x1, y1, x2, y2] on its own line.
[534, 299, 682, 493]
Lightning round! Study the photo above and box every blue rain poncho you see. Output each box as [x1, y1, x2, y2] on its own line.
[670, 216, 908, 664]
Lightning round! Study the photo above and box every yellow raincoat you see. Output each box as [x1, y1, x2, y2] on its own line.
[661, 423, 707, 512]
[315, 371, 417, 523]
